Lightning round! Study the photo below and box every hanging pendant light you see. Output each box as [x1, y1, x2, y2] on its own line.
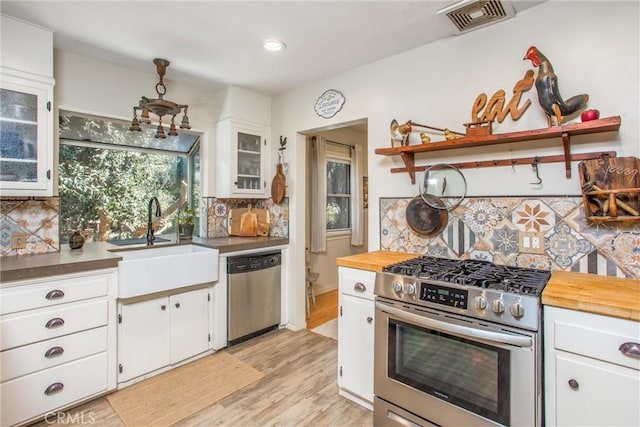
[129, 58, 190, 138]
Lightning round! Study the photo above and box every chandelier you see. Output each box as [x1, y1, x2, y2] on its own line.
[129, 58, 191, 138]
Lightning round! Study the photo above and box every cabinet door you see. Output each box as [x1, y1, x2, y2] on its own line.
[118, 297, 170, 382]
[338, 294, 374, 402]
[233, 128, 265, 194]
[169, 288, 210, 363]
[555, 353, 640, 426]
[0, 75, 53, 196]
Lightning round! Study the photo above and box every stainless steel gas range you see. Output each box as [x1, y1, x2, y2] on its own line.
[373, 256, 551, 427]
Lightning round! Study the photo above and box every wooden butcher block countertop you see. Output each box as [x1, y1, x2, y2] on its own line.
[336, 250, 420, 272]
[542, 271, 640, 321]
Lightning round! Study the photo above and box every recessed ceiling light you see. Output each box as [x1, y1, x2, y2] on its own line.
[263, 39, 286, 52]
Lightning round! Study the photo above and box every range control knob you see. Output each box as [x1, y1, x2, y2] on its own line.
[392, 281, 404, 293]
[406, 283, 417, 296]
[473, 296, 487, 310]
[510, 302, 525, 318]
[492, 299, 505, 314]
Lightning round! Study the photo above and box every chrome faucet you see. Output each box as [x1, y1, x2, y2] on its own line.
[147, 197, 161, 245]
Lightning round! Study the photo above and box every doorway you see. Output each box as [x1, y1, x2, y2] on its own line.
[304, 120, 368, 333]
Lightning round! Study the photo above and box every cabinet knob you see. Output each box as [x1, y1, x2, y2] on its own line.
[44, 382, 64, 396]
[45, 318, 65, 329]
[161, 304, 167, 311]
[367, 316, 373, 324]
[175, 302, 181, 309]
[44, 346, 65, 359]
[354, 282, 366, 293]
[568, 379, 579, 390]
[45, 289, 65, 300]
[619, 342, 640, 358]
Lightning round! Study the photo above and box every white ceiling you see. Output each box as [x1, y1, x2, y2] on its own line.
[1, 1, 545, 95]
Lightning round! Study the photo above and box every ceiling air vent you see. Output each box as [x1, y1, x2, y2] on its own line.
[438, 0, 516, 34]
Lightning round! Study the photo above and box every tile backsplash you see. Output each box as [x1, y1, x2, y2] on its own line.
[380, 196, 639, 279]
[201, 197, 289, 238]
[0, 196, 289, 257]
[1, 197, 60, 256]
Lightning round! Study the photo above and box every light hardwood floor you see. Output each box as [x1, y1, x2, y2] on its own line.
[306, 290, 338, 330]
[31, 328, 372, 427]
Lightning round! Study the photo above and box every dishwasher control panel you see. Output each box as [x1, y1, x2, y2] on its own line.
[227, 250, 281, 274]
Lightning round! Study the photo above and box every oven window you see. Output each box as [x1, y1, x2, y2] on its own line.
[388, 319, 510, 425]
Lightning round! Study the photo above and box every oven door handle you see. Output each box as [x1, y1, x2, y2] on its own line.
[377, 302, 533, 348]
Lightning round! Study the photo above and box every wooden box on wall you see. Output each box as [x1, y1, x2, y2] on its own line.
[578, 156, 640, 223]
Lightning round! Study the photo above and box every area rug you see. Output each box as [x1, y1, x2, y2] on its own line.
[311, 318, 338, 340]
[107, 351, 263, 427]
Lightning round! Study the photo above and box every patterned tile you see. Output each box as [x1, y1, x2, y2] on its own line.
[468, 249, 493, 261]
[512, 200, 555, 232]
[380, 222, 401, 249]
[489, 223, 519, 256]
[546, 196, 581, 217]
[570, 249, 629, 278]
[379, 196, 639, 279]
[424, 241, 452, 258]
[545, 222, 592, 269]
[514, 253, 553, 270]
[491, 197, 525, 216]
[564, 205, 619, 246]
[213, 202, 227, 217]
[604, 231, 640, 278]
[0, 198, 60, 256]
[441, 217, 477, 257]
[460, 199, 504, 237]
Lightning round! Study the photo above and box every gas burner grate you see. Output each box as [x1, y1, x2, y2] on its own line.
[383, 256, 550, 295]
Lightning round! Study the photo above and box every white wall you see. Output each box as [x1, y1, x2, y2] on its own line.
[305, 126, 369, 295]
[273, 0, 640, 330]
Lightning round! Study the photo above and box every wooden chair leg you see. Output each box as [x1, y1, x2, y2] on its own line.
[306, 282, 311, 318]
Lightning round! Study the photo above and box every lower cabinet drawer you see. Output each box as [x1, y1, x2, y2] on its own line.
[1, 327, 108, 382]
[1, 300, 107, 351]
[1, 274, 110, 315]
[339, 267, 376, 300]
[1, 352, 108, 427]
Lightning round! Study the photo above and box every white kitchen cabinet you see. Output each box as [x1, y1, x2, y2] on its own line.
[544, 306, 640, 426]
[0, 72, 54, 196]
[117, 287, 210, 383]
[169, 288, 210, 363]
[0, 269, 117, 427]
[337, 266, 376, 410]
[215, 118, 270, 198]
[1, 15, 55, 197]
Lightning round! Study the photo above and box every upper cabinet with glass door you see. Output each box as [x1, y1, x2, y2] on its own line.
[0, 72, 54, 196]
[216, 118, 270, 198]
[1, 15, 55, 197]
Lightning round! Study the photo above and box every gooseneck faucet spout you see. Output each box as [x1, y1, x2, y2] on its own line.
[147, 197, 162, 245]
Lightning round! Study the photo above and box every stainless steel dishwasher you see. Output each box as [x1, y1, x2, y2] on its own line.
[227, 250, 281, 345]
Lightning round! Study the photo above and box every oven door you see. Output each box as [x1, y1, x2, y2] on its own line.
[374, 299, 539, 427]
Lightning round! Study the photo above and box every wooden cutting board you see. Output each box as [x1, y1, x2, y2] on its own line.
[228, 207, 270, 236]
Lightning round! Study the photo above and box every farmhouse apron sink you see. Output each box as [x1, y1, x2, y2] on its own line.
[114, 244, 219, 298]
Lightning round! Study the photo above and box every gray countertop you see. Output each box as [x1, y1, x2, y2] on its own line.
[0, 236, 288, 283]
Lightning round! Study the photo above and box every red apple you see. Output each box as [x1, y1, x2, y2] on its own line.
[581, 109, 600, 122]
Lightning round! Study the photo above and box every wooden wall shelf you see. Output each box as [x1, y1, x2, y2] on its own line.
[375, 116, 621, 184]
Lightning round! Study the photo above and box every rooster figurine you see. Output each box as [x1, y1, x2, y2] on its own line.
[523, 46, 589, 127]
[390, 119, 412, 147]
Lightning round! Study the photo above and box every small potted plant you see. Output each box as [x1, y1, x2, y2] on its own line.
[178, 205, 197, 239]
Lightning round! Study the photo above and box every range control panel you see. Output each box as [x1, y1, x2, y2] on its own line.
[420, 283, 468, 309]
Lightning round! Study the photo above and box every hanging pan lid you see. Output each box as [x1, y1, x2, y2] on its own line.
[419, 163, 467, 210]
